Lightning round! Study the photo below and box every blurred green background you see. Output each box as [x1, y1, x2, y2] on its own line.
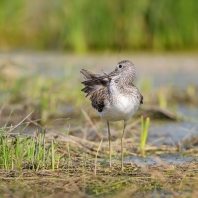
[0, 0, 198, 52]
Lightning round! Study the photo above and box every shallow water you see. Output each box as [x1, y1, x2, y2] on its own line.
[125, 153, 198, 165]
[146, 104, 198, 147]
[1, 52, 198, 87]
[178, 104, 198, 121]
[148, 122, 198, 147]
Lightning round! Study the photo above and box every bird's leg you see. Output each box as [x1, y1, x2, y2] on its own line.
[121, 121, 127, 171]
[107, 121, 112, 168]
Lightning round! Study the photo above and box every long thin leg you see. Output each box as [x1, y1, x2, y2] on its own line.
[121, 121, 127, 171]
[107, 121, 112, 168]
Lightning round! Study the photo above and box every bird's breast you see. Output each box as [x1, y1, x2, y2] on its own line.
[97, 94, 140, 121]
[114, 95, 138, 115]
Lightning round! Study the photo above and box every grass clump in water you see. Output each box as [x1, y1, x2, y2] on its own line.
[140, 116, 150, 157]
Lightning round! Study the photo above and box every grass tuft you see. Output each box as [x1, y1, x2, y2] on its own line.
[0, 130, 58, 171]
[140, 116, 150, 157]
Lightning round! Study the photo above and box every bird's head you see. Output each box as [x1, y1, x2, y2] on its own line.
[108, 60, 136, 82]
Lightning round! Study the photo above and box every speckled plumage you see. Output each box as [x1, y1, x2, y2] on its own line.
[80, 60, 143, 171]
[81, 60, 143, 122]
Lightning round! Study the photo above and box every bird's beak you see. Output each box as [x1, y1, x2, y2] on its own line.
[108, 68, 119, 77]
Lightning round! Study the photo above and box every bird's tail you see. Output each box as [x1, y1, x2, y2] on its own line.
[80, 69, 109, 97]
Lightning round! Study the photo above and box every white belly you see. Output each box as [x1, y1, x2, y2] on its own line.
[97, 95, 140, 122]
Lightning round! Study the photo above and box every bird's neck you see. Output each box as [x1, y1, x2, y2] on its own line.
[112, 76, 133, 85]
[110, 77, 133, 93]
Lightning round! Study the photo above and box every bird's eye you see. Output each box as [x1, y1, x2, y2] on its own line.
[119, 65, 122, 68]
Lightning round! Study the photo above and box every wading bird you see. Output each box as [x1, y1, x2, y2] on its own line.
[80, 60, 143, 171]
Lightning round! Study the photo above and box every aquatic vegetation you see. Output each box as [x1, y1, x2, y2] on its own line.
[0, 1, 198, 51]
[157, 89, 167, 108]
[140, 116, 150, 157]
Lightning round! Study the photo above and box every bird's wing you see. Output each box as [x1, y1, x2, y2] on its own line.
[80, 69, 110, 112]
[80, 69, 110, 97]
